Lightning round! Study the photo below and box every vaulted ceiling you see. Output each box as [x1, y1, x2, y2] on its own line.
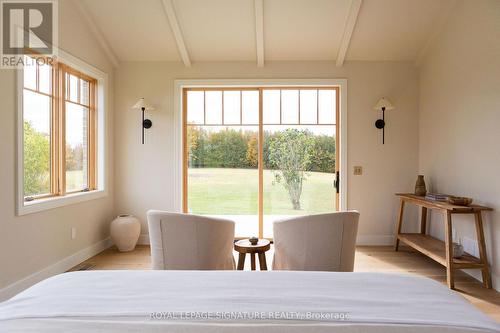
[76, 0, 456, 67]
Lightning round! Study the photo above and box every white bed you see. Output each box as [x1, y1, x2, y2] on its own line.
[0, 271, 498, 332]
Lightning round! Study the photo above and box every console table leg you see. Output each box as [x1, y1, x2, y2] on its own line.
[420, 207, 428, 234]
[474, 212, 492, 288]
[394, 199, 405, 251]
[444, 211, 455, 289]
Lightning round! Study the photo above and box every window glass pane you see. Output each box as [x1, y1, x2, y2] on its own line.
[23, 61, 36, 90]
[80, 79, 89, 106]
[187, 91, 204, 124]
[263, 90, 280, 124]
[65, 102, 88, 192]
[67, 73, 79, 103]
[223, 91, 240, 124]
[242, 90, 259, 124]
[263, 125, 337, 237]
[281, 90, 299, 124]
[38, 62, 51, 94]
[205, 91, 222, 124]
[299, 90, 317, 124]
[318, 90, 336, 124]
[23, 90, 51, 197]
[187, 126, 259, 237]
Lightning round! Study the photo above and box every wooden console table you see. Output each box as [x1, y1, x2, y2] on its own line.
[394, 193, 492, 289]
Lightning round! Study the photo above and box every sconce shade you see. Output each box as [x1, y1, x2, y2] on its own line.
[373, 97, 395, 111]
[132, 98, 155, 111]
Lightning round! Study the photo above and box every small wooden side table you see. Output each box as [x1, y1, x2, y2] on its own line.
[234, 239, 270, 270]
[394, 193, 493, 289]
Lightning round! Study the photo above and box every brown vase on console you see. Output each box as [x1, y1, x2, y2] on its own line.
[415, 175, 427, 196]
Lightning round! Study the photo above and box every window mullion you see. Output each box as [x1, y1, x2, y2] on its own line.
[182, 89, 188, 213]
[59, 64, 67, 196]
[50, 63, 57, 195]
[88, 79, 97, 190]
[258, 88, 264, 239]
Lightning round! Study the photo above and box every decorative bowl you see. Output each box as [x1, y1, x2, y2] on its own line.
[447, 196, 473, 206]
[249, 237, 259, 245]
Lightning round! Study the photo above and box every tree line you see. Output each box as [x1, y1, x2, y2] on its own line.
[187, 127, 336, 173]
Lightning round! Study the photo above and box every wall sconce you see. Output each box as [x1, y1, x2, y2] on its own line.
[132, 98, 155, 144]
[373, 97, 395, 144]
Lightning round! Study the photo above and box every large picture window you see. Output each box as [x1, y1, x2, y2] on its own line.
[183, 87, 339, 238]
[22, 55, 97, 202]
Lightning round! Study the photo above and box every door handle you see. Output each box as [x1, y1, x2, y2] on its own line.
[334, 171, 340, 193]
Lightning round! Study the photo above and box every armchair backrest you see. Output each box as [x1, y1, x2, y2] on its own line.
[147, 210, 235, 270]
[272, 211, 359, 271]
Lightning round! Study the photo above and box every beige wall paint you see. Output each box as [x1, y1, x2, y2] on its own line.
[0, 0, 115, 292]
[419, 0, 500, 289]
[114, 61, 419, 244]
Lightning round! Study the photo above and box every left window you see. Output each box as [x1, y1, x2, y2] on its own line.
[22, 55, 97, 202]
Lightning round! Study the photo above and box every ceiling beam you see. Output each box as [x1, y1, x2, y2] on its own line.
[72, 0, 119, 68]
[254, 0, 265, 67]
[415, 0, 457, 67]
[161, 0, 191, 67]
[336, 0, 362, 67]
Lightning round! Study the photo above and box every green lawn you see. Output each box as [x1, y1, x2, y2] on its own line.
[188, 168, 336, 215]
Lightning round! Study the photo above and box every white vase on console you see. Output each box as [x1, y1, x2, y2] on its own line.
[110, 214, 141, 252]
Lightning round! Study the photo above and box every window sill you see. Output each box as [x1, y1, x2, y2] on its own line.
[17, 190, 107, 216]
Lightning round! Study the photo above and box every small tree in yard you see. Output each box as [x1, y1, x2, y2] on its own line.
[269, 129, 314, 210]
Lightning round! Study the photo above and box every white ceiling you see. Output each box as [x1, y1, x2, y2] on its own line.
[80, 0, 455, 65]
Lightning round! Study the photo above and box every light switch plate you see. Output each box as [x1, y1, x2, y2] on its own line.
[353, 166, 362, 175]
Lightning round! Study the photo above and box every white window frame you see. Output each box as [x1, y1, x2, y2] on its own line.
[16, 49, 108, 215]
[173, 79, 348, 212]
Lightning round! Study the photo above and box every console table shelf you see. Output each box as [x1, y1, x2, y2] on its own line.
[394, 193, 492, 289]
[397, 234, 482, 268]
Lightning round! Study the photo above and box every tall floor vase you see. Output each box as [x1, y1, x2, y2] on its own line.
[110, 215, 141, 252]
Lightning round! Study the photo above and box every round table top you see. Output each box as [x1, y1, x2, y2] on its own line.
[234, 239, 271, 253]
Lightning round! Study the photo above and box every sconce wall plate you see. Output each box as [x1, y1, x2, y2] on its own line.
[375, 118, 385, 129]
[143, 119, 152, 129]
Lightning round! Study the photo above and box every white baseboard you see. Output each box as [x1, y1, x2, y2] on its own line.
[0, 237, 112, 301]
[356, 235, 394, 246]
[137, 234, 150, 245]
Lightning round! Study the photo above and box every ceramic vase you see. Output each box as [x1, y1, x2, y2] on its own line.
[453, 243, 464, 258]
[415, 175, 427, 197]
[110, 214, 141, 252]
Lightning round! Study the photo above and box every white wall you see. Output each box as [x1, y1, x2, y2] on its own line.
[0, 0, 115, 296]
[114, 61, 419, 245]
[419, 0, 500, 289]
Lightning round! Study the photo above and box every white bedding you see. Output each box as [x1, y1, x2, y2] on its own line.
[0, 271, 498, 332]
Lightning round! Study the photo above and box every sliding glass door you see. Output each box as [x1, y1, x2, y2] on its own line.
[183, 87, 339, 238]
[184, 89, 260, 236]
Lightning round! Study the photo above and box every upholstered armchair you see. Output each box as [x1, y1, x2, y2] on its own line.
[147, 211, 236, 270]
[272, 211, 359, 271]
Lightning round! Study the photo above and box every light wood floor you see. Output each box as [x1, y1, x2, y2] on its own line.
[72, 244, 500, 322]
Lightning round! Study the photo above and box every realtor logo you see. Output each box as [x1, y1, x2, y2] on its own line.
[1, 0, 57, 68]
